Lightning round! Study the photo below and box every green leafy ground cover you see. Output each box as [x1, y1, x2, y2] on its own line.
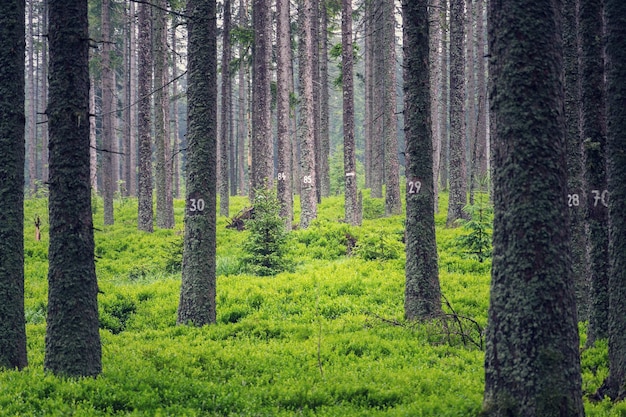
[3, 194, 620, 416]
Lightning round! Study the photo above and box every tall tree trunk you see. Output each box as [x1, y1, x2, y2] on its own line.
[319, 0, 330, 198]
[438, 0, 450, 192]
[171, 17, 181, 199]
[40, 0, 49, 184]
[403, 0, 442, 320]
[579, 0, 609, 345]
[101, 0, 115, 225]
[0, 0, 28, 371]
[363, 2, 372, 190]
[220, 0, 232, 217]
[236, 0, 249, 196]
[137, 2, 154, 232]
[482, 0, 584, 414]
[90, 75, 98, 191]
[298, 0, 318, 228]
[27, 0, 37, 194]
[369, 0, 384, 199]
[564, 0, 588, 322]
[474, 0, 487, 181]
[446, 0, 467, 227]
[251, 0, 273, 194]
[154, 0, 174, 229]
[595, 0, 626, 402]
[46, 0, 102, 377]
[177, 0, 218, 326]
[342, 0, 359, 226]
[429, 0, 442, 213]
[383, 0, 401, 216]
[276, 0, 294, 229]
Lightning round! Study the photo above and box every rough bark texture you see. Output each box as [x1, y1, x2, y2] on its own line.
[446, 0, 467, 227]
[220, 0, 232, 217]
[597, 0, 626, 402]
[383, 0, 401, 216]
[563, 0, 588, 323]
[251, 0, 273, 194]
[342, 0, 359, 226]
[298, 0, 318, 228]
[27, 0, 37, 193]
[137, 2, 154, 232]
[579, 0, 608, 344]
[177, 0, 218, 326]
[403, 0, 442, 320]
[45, 0, 102, 377]
[154, 0, 174, 229]
[482, 0, 584, 415]
[101, 0, 115, 225]
[0, 0, 28, 371]
[429, 0, 442, 213]
[276, 0, 293, 230]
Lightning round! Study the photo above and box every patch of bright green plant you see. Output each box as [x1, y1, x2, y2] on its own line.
[454, 194, 493, 263]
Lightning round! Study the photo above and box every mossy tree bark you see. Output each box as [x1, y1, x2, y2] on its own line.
[596, 0, 626, 402]
[45, 0, 102, 377]
[0, 0, 28, 371]
[482, 0, 584, 415]
[578, 0, 609, 345]
[177, 0, 218, 326]
[402, 0, 442, 320]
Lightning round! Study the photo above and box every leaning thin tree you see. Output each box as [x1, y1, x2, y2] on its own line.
[0, 0, 28, 371]
[45, 0, 102, 377]
[482, 0, 584, 414]
[177, 0, 218, 326]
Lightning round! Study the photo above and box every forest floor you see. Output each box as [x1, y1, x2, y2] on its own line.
[2, 192, 620, 416]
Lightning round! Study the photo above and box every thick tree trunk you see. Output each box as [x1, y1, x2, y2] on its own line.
[137, 3, 154, 232]
[579, 0, 609, 345]
[482, 1, 584, 414]
[403, 0, 442, 320]
[251, 0, 273, 194]
[298, 0, 318, 228]
[446, 0, 467, 227]
[276, 0, 294, 229]
[0, 0, 28, 371]
[177, 0, 218, 326]
[596, 0, 626, 402]
[563, 0, 588, 322]
[45, 0, 102, 377]
[342, 0, 359, 226]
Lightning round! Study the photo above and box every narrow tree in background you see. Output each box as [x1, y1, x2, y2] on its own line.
[319, 0, 331, 198]
[276, 0, 294, 229]
[596, 0, 626, 402]
[45, 0, 102, 377]
[402, 0, 441, 320]
[137, 2, 154, 232]
[482, 0, 584, 414]
[298, 0, 318, 228]
[342, 0, 359, 226]
[155, 0, 174, 229]
[0, 0, 28, 371]
[579, 0, 608, 345]
[446, 0, 467, 227]
[101, 0, 115, 225]
[177, 0, 218, 326]
[220, 0, 232, 217]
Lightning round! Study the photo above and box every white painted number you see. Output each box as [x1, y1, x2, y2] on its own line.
[591, 189, 609, 208]
[568, 194, 580, 207]
[408, 180, 422, 195]
[189, 198, 205, 212]
[277, 172, 287, 181]
[303, 175, 313, 184]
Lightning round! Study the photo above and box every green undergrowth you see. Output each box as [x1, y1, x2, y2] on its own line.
[8, 193, 618, 415]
